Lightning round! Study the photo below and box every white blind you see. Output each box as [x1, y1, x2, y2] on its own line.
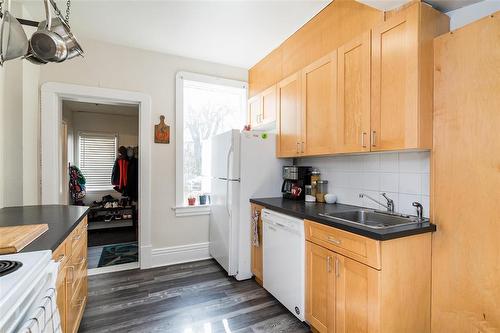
[78, 132, 117, 191]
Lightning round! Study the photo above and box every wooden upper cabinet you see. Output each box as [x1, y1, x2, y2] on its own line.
[371, 3, 449, 151]
[277, 72, 301, 157]
[261, 85, 277, 125]
[248, 94, 261, 128]
[247, 85, 277, 129]
[301, 52, 337, 156]
[306, 241, 335, 333]
[336, 32, 371, 153]
[335, 255, 379, 333]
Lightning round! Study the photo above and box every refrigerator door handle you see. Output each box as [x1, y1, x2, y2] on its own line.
[225, 144, 234, 217]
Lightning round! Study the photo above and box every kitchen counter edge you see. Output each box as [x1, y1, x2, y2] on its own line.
[0, 205, 90, 253]
[250, 198, 436, 241]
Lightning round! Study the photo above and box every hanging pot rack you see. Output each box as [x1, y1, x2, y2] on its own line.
[0, 13, 39, 27]
[0, 0, 70, 27]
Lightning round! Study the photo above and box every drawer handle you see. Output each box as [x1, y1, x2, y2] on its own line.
[78, 257, 86, 265]
[56, 254, 65, 262]
[327, 236, 342, 245]
[335, 257, 340, 278]
[66, 266, 75, 284]
[73, 296, 86, 307]
[73, 234, 81, 241]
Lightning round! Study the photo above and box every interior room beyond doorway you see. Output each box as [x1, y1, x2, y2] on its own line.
[61, 100, 140, 271]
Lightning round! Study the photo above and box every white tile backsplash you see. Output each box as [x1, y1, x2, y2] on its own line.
[299, 151, 431, 218]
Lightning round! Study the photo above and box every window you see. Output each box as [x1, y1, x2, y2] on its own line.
[175, 72, 247, 211]
[78, 132, 117, 191]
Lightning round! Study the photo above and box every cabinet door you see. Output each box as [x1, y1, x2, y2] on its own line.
[371, 4, 419, 151]
[261, 85, 277, 125]
[250, 204, 264, 285]
[306, 241, 335, 333]
[248, 94, 262, 128]
[277, 72, 301, 157]
[301, 52, 337, 156]
[335, 255, 379, 333]
[336, 32, 371, 153]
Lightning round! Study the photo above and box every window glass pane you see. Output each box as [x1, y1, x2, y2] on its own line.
[79, 133, 117, 191]
[183, 79, 245, 202]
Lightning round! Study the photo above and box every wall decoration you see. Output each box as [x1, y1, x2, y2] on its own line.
[154, 115, 170, 144]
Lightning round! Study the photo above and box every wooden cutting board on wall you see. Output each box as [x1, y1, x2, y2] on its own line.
[0, 224, 49, 254]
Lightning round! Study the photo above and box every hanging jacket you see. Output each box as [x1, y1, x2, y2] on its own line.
[69, 165, 86, 204]
[126, 157, 139, 201]
[111, 158, 129, 193]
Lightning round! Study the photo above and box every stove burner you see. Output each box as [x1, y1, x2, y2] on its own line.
[0, 260, 23, 277]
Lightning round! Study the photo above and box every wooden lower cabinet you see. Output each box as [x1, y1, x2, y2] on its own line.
[335, 255, 379, 333]
[53, 216, 88, 333]
[305, 220, 431, 333]
[305, 241, 335, 332]
[250, 204, 264, 286]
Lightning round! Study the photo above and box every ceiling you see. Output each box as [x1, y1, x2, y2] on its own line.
[63, 100, 139, 117]
[21, 0, 484, 69]
[22, 0, 330, 68]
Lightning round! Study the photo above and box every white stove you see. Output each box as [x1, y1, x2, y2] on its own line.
[0, 250, 60, 333]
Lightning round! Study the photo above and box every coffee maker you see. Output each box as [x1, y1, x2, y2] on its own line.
[282, 166, 312, 200]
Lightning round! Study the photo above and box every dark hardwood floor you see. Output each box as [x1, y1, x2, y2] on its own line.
[79, 259, 311, 333]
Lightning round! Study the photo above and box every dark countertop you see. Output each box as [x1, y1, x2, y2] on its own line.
[250, 197, 436, 241]
[0, 205, 89, 252]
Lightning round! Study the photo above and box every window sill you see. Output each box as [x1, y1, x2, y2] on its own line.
[173, 205, 211, 217]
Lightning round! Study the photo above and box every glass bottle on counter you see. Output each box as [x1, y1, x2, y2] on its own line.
[316, 180, 328, 203]
[310, 169, 321, 196]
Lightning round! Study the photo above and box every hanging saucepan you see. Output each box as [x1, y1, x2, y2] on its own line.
[48, 0, 83, 59]
[0, 0, 29, 65]
[24, 43, 48, 65]
[29, 0, 68, 62]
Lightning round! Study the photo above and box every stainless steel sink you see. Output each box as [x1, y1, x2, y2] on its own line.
[319, 210, 426, 229]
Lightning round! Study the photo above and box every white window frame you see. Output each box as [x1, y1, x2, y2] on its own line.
[76, 130, 118, 192]
[174, 71, 247, 216]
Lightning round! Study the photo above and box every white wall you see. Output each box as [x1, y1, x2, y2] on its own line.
[0, 4, 41, 208]
[299, 152, 430, 218]
[447, 0, 500, 30]
[1, 60, 24, 208]
[36, 39, 247, 251]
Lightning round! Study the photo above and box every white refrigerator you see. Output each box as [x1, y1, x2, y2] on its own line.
[208, 129, 286, 279]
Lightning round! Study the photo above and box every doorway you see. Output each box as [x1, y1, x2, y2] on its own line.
[62, 100, 139, 271]
[41, 82, 153, 272]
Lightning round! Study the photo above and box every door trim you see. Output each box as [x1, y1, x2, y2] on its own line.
[40, 82, 153, 269]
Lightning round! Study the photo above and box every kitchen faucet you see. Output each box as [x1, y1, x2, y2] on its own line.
[359, 192, 395, 213]
[412, 202, 424, 221]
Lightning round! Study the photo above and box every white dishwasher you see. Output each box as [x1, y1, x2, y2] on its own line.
[262, 209, 305, 321]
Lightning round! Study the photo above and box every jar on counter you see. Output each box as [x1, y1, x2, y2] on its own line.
[316, 180, 328, 203]
[310, 169, 321, 196]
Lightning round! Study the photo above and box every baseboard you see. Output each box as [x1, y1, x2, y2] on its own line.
[151, 242, 211, 268]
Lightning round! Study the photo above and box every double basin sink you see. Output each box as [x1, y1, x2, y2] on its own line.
[319, 210, 428, 229]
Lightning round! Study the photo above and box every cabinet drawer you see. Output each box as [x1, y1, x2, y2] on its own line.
[68, 219, 88, 257]
[68, 241, 87, 299]
[52, 241, 68, 269]
[68, 277, 87, 333]
[305, 220, 381, 269]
